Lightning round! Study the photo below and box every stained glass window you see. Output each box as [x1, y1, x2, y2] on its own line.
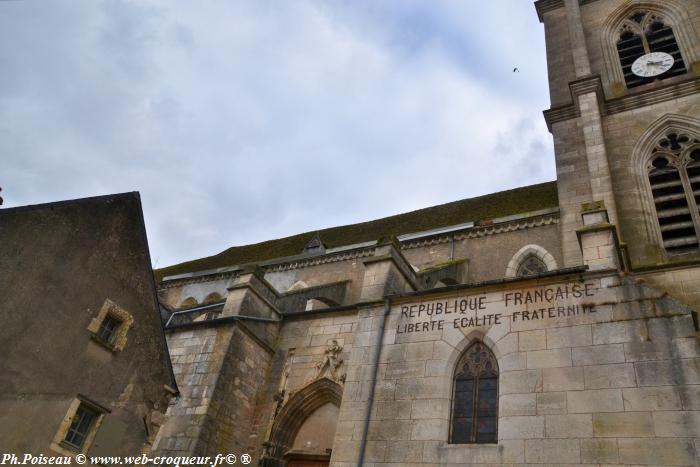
[516, 254, 547, 277]
[451, 342, 498, 444]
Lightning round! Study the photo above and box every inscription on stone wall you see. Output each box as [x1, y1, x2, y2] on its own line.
[396, 282, 598, 334]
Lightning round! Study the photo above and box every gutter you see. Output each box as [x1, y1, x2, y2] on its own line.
[357, 298, 391, 467]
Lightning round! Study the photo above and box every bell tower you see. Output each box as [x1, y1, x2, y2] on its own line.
[536, 0, 700, 298]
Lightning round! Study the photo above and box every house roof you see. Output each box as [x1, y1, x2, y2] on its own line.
[155, 181, 559, 282]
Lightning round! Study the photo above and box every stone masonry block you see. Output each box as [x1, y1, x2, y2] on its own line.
[395, 377, 446, 400]
[499, 393, 537, 417]
[500, 369, 542, 394]
[584, 363, 637, 389]
[385, 360, 425, 380]
[636, 359, 700, 386]
[622, 387, 682, 411]
[404, 341, 433, 361]
[593, 412, 654, 437]
[680, 385, 700, 410]
[567, 388, 623, 413]
[618, 438, 697, 466]
[411, 399, 449, 420]
[546, 325, 592, 348]
[410, 419, 448, 441]
[367, 419, 411, 441]
[374, 400, 412, 420]
[526, 348, 572, 369]
[536, 392, 567, 414]
[387, 440, 423, 463]
[525, 439, 580, 464]
[592, 320, 646, 345]
[519, 330, 546, 351]
[572, 343, 625, 365]
[545, 414, 593, 438]
[580, 439, 619, 464]
[653, 411, 700, 437]
[543, 366, 584, 392]
[499, 352, 527, 371]
[499, 416, 545, 439]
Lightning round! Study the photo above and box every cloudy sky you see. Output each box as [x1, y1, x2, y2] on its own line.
[1, 0, 554, 269]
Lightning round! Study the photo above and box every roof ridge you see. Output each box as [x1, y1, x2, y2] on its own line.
[155, 181, 558, 281]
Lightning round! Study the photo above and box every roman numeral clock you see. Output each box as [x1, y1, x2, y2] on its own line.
[631, 51, 674, 78]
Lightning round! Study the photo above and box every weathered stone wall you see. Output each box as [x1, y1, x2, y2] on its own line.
[331, 273, 700, 466]
[637, 266, 700, 314]
[602, 94, 700, 268]
[153, 322, 275, 457]
[255, 311, 359, 465]
[403, 222, 562, 283]
[542, 4, 577, 106]
[265, 260, 367, 304]
[160, 220, 563, 316]
[0, 193, 174, 455]
[578, 0, 700, 98]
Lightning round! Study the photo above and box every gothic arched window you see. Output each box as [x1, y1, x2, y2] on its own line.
[648, 132, 700, 253]
[450, 342, 498, 444]
[516, 254, 548, 277]
[616, 12, 686, 89]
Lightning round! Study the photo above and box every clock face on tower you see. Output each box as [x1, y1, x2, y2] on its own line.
[631, 52, 675, 77]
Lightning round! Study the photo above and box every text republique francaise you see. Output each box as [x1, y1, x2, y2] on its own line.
[396, 282, 597, 334]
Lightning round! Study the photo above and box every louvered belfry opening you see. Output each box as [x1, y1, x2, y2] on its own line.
[451, 342, 498, 444]
[646, 20, 686, 78]
[648, 133, 700, 254]
[617, 12, 686, 89]
[618, 30, 650, 88]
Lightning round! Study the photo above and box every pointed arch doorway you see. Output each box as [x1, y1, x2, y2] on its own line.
[262, 378, 342, 467]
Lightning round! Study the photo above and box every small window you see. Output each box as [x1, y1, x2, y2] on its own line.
[63, 405, 98, 450]
[97, 315, 121, 344]
[87, 299, 134, 352]
[50, 396, 108, 456]
[451, 342, 499, 444]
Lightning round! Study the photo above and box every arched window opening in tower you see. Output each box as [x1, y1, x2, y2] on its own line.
[616, 12, 686, 89]
[648, 132, 700, 253]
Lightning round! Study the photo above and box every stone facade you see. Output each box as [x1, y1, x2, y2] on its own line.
[0, 193, 176, 456]
[151, 1, 700, 466]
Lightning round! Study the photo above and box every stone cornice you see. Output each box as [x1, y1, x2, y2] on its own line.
[543, 104, 579, 131]
[263, 247, 375, 272]
[605, 77, 700, 115]
[543, 76, 700, 130]
[535, 0, 599, 22]
[401, 214, 559, 250]
[569, 75, 603, 97]
[160, 270, 239, 289]
[535, 0, 563, 22]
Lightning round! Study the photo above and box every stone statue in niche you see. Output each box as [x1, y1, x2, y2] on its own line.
[313, 339, 345, 383]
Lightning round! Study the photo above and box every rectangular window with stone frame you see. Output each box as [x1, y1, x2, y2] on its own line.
[50, 396, 108, 456]
[87, 299, 134, 351]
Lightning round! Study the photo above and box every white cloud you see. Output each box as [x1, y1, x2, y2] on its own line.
[0, 0, 554, 268]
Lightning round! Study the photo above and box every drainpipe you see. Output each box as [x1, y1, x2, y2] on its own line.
[357, 298, 391, 467]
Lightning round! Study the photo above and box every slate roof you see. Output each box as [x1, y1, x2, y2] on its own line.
[155, 181, 558, 282]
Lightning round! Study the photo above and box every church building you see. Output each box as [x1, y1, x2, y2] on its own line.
[151, 0, 700, 465]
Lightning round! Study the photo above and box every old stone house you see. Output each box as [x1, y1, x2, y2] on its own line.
[153, 0, 700, 465]
[0, 193, 177, 456]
